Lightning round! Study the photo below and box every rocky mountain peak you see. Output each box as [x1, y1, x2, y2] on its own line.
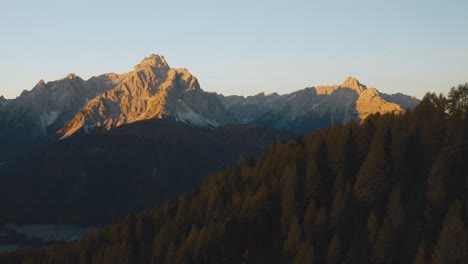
[0, 95, 6, 108]
[44, 54, 420, 138]
[356, 88, 402, 119]
[53, 73, 83, 83]
[35, 79, 46, 88]
[134, 54, 170, 72]
[174, 68, 201, 91]
[58, 54, 231, 138]
[340, 76, 367, 94]
[65, 73, 78, 80]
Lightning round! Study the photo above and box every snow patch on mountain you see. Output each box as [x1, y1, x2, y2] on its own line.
[39, 111, 60, 128]
[175, 105, 219, 128]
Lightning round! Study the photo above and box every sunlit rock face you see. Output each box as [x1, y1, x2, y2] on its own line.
[356, 88, 402, 119]
[0, 54, 419, 142]
[58, 55, 233, 138]
[0, 73, 122, 161]
[0, 72, 119, 142]
[59, 60, 419, 137]
[220, 76, 418, 133]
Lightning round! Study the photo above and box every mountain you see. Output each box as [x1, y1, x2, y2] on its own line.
[381, 92, 421, 109]
[55, 55, 419, 138]
[2, 91, 465, 264]
[58, 55, 233, 138]
[0, 74, 119, 137]
[220, 76, 419, 133]
[0, 119, 294, 226]
[0, 55, 419, 141]
[0, 73, 120, 160]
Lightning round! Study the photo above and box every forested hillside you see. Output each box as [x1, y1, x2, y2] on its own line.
[0, 120, 293, 226]
[2, 85, 467, 263]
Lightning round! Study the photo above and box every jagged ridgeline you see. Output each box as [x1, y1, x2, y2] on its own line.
[2, 92, 466, 264]
[0, 54, 419, 163]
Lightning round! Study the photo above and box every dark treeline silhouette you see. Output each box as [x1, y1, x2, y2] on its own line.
[1, 85, 467, 263]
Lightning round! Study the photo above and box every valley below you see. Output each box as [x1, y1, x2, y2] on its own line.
[0, 224, 95, 253]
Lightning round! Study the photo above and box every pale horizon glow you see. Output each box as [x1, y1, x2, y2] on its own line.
[1, 0, 467, 99]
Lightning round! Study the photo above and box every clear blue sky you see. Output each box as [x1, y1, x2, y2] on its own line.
[1, 0, 467, 99]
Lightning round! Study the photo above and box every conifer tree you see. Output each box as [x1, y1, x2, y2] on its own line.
[327, 234, 344, 264]
[373, 216, 394, 263]
[354, 124, 392, 204]
[432, 200, 468, 264]
[293, 242, 314, 264]
[412, 240, 427, 264]
[284, 216, 302, 256]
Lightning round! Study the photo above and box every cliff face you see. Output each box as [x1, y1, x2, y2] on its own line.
[58, 55, 232, 138]
[356, 88, 402, 119]
[221, 76, 418, 133]
[0, 72, 119, 142]
[0, 55, 420, 141]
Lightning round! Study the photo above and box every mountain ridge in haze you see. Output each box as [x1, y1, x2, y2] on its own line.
[220, 76, 418, 133]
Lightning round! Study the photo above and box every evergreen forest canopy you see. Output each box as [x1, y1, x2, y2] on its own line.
[1, 84, 467, 263]
[0, 120, 294, 226]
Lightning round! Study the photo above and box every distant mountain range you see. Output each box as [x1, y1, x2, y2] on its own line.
[220, 76, 418, 133]
[0, 73, 119, 139]
[0, 54, 419, 143]
[0, 73, 121, 160]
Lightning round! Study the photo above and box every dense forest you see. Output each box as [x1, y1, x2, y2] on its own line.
[0, 120, 293, 226]
[1, 84, 467, 263]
